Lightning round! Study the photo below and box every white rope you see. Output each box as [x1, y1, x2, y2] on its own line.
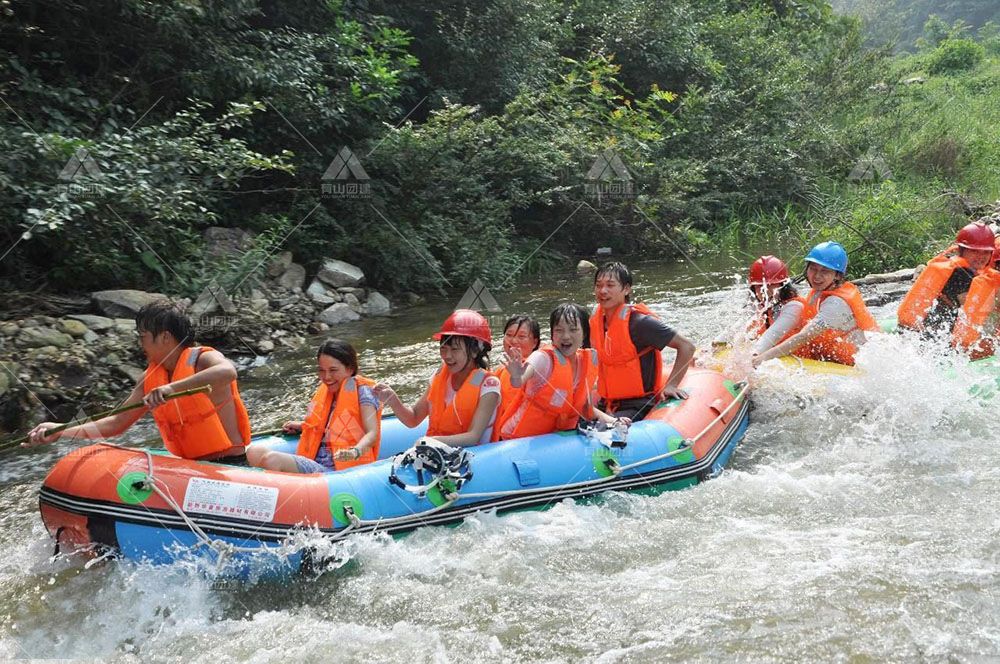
[95, 443, 364, 559]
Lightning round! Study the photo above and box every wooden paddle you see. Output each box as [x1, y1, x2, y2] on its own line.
[0, 385, 212, 452]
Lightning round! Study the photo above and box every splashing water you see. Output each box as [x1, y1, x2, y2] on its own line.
[1, 260, 998, 661]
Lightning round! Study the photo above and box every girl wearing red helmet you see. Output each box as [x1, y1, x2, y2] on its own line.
[746, 255, 805, 355]
[374, 309, 501, 447]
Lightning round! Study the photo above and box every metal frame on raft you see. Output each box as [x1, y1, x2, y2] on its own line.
[37, 380, 750, 570]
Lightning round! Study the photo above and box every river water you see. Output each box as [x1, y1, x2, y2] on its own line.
[1, 256, 998, 662]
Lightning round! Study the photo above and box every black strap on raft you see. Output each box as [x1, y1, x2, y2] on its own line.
[388, 438, 474, 500]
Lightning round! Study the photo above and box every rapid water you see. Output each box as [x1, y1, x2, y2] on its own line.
[1, 256, 998, 662]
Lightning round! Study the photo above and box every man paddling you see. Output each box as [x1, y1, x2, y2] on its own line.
[589, 262, 696, 421]
[26, 301, 252, 464]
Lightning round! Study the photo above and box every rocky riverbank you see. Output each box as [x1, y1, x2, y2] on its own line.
[0, 238, 409, 434]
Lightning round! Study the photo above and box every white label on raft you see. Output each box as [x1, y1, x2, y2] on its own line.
[182, 478, 279, 522]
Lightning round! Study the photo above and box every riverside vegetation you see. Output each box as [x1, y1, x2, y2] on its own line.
[1, 1, 999, 430]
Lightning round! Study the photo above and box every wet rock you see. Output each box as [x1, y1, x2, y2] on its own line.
[91, 290, 167, 318]
[0, 322, 19, 336]
[204, 227, 255, 258]
[404, 292, 425, 306]
[82, 330, 100, 343]
[113, 318, 136, 334]
[336, 287, 366, 297]
[267, 251, 294, 278]
[306, 279, 341, 306]
[19, 327, 73, 349]
[257, 339, 275, 353]
[68, 314, 114, 331]
[114, 365, 145, 383]
[307, 322, 329, 335]
[343, 293, 362, 312]
[576, 259, 597, 274]
[58, 319, 89, 337]
[596, 247, 612, 257]
[317, 259, 365, 288]
[276, 263, 306, 291]
[317, 303, 361, 325]
[362, 291, 392, 316]
[19, 319, 39, 328]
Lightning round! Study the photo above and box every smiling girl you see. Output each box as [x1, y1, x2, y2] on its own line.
[496, 303, 624, 440]
[374, 310, 501, 447]
[753, 242, 877, 367]
[247, 339, 381, 473]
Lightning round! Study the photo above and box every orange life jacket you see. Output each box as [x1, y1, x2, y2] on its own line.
[588, 303, 666, 402]
[495, 346, 597, 440]
[897, 256, 971, 331]
[952, 268, 1000, 358]
[426, 365, 495, 437]
[296, 376, 382, 470]
[495, 364, 518, 422]
[791, 283, 878, 366]
[143, 346, 251, 459]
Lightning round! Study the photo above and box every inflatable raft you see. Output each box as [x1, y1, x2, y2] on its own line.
[38, 368, 749, 576]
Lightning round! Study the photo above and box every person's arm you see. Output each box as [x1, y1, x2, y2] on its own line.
[752, 301, 805, 355]
[373, 384, 429, 428]
[333, 402, 379, 461]
[753, 323, 823, 366]
[143, 349, 237, 409]
[26, 381, 148, 445]
[427, 391, 500, 448]
[659, 333, 695, 400]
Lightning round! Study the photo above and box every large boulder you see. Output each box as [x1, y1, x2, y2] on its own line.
[68, 314, 114, 331]
[19, 327, 73, 349]
[204, 227, 255, 258]
[576, 259, 597, 274]
[316, 259, 365, 288]
[91, 290, 167, 318]
[362, 291, 392, 316]
[276, 263, 306, 291]
[317, 303, 361, 325]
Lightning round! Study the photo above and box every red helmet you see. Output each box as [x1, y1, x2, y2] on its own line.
[955, 222, 995, 251]
[433, 309, 493, 345]
[748, 255, 790, 286]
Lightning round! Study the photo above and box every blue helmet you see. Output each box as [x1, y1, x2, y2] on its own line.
[804, 241, 848, 273]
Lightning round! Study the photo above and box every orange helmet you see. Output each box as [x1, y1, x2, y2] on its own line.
[955, 222, 995, 251]
[433, 309, 493, 345]
[748, 255, 790, 286]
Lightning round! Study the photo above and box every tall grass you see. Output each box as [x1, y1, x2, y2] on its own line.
[718, 55, 1000, 278]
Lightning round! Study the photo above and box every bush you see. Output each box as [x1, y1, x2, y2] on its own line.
[927, 39, 986, 74]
